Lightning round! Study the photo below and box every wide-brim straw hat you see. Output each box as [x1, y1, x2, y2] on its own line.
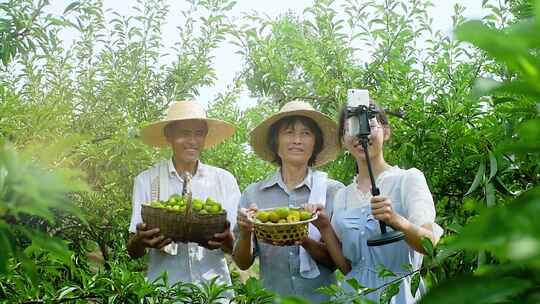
[141, 100, 235, 148]
[249, 100, 339, 167]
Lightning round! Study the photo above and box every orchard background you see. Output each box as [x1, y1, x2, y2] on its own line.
[0, 0, 539, 303]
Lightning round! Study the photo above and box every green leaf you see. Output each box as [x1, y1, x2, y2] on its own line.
[63, 1, 80, 14]
[419, 275, 532, 304]
[421, 237, 435, 257]
[345, 278, 365, 291]
[410, 272, 421, 297]
[485, 182, 496, 207]
[449, 186, 540, 261]
[380, 281, 401, 304]
[494, 176, 518, 196]
[376, 264, 397, 279]
[465, 162, 485, 196]
[487, 150, 497, 181]
[0, 224, 13, 274]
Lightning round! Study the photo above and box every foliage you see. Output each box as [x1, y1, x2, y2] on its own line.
[419, 1, 540, 302]
[0, 0, 539, 303]
[0, 141, 86, 279]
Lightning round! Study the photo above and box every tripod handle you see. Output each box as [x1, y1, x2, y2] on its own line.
[371, 186, 388, 234]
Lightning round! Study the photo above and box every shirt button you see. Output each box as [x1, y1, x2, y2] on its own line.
[289, 252, 294, 256]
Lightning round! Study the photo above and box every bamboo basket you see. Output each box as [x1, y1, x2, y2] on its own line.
[141, 172, 227, 243]
[253, 208, 317, 246]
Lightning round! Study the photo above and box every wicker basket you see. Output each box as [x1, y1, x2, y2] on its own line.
[253, 208, 317, 246]
[141, 194, 227, 243]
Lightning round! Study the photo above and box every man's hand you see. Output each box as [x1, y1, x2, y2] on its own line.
[135, 222, 172, 249]
[205, 221, 234, 252]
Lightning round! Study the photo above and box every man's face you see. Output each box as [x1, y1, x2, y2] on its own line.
[165, 120, 208, 164]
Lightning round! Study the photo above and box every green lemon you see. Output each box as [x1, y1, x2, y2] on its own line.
[209, 204, 221, 213]
[286, 214, 300, 223]
[193, 202, 203, 211]
[256, 211, 269, 222]
[299, 211, 312, 221]
[275, 207, 290, 219]
[289, 210, 300, 218]
[269, 211, 280, 223]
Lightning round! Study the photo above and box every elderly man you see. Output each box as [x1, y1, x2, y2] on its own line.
[127, 100, 240, 292]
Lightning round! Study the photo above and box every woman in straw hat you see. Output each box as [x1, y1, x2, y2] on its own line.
[232, 100, 344, 303]
[127, 100, 241, 295]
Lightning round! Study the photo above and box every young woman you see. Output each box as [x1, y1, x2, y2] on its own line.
[308, 101, 443, 303]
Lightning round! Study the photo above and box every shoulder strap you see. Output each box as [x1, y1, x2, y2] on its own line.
[150, 160, 169, 201]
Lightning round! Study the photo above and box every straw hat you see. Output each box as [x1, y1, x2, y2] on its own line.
[249, 100, 339, 167]
[141, 100, 235, 148]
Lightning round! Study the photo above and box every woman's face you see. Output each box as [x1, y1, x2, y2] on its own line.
[342, 117, 389, 161]
[277, 120, 316, 167]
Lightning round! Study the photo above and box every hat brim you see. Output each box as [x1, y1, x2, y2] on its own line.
[249, 109, 339, 167]
[141, 118, 235, 148]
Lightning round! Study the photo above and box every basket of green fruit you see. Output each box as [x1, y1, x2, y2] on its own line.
[253, 207, 317, 246]
[141, 194, 227, 243]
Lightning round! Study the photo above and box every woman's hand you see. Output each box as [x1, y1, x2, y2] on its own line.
[370, 196, 406, 230]
[303, 203, 331, 231]
[237, 203, 257, 238]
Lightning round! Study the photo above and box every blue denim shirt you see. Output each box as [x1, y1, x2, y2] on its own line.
[234, 169, 344, 303]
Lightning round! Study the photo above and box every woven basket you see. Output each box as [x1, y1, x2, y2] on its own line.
[253, 208, 317, 246]
[141, 194, 227, 243]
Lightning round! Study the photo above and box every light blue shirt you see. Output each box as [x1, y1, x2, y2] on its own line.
[332, 167, 442, 304]
[234, 169, 344, 303]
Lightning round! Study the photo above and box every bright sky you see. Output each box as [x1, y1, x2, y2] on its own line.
[47, 0, 485, 109]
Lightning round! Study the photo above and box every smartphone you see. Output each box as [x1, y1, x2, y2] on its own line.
[346, 89, 369, 137]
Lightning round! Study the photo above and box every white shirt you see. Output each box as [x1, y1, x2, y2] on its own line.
[129, 159, 241, 286]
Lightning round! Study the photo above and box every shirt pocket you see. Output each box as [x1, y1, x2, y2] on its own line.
[339, 208, 366, 266]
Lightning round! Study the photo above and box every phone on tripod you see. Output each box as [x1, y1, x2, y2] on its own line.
[345, 89, 405, 246]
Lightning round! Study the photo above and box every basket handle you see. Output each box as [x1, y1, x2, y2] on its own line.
[181, 171, 193, 238]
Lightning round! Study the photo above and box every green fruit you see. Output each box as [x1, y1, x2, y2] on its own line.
[269, 211, 280, 223]
[178, 206, 186, 213]
[286, 214, 300, 223]
[289, 210, 300, 218]
[172, 205, 180, 210]
[193, 202, 203, 211]
[199, 209, 208, 214]
[209, 204, 221, 213]
[278, 219, 287, 224]
[169, 194, 182, 203]
[275, 207, 290, 219]
[206, 197, 218, 205]
[256, 211, 269, 222]
[300, 211, 312, 221]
